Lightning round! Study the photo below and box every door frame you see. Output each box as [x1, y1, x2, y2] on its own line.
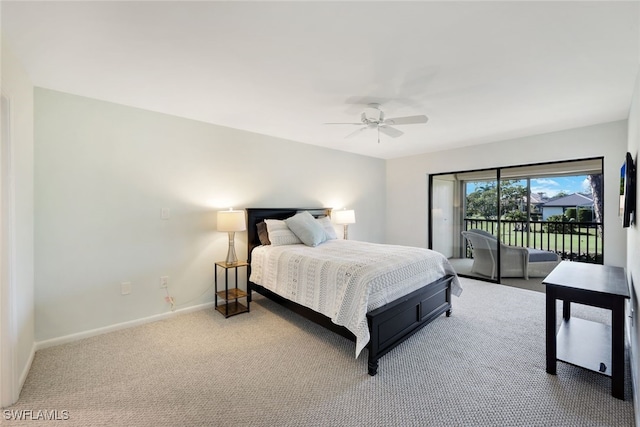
[0, 92, 18, 407]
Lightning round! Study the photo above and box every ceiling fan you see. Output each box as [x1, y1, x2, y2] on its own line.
[324, 103, 428, 143]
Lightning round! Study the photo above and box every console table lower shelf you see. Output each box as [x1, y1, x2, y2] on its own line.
[556, 318, 612, 376]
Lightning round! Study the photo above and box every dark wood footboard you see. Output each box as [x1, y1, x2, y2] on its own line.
[366, 274, 453, 375]
[249, 274, 454, 376]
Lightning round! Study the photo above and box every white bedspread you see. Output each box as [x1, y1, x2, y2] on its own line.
[249, 240, 462, 357]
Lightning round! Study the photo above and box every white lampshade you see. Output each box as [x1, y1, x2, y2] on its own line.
[333, 209, 356, 225]
[217, 209, 246, 232]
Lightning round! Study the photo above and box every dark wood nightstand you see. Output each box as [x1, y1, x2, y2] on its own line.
[214, 261, 250, 318]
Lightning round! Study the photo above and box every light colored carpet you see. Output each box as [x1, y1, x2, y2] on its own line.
[3, 278, 634, 426]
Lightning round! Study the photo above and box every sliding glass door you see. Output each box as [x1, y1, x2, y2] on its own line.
[429, 157, 604, 285]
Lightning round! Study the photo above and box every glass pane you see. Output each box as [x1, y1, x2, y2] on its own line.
[499, 178, 528, 248]
[431, 174, 457, 259]
[532, 174, 603, 263]
[500, 165, 604, 264]
[497, 178, 533, 287]
[500, 162, 604, 291]
[458, 171, 500, 282]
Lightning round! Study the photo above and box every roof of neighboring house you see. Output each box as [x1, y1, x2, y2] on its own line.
[543, 193, 594, 207]
[528, 193, 548, 205]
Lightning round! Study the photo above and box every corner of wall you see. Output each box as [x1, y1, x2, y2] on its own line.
[0, 36, 36, 407]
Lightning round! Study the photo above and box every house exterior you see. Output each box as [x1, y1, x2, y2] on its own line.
[524, 192, 549, 220]
[541, 193, 594, 220]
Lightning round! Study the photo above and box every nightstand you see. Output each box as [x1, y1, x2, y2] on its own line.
[214, 261, 250, 318]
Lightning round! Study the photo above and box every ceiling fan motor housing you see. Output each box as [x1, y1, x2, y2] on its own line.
[362, 104, 384, 124]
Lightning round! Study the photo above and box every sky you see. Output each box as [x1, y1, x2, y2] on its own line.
[530, 176, 591, 198]
[466, 175, 592, 198]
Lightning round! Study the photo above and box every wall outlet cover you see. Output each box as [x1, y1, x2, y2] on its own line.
[121, 282, 132, 295]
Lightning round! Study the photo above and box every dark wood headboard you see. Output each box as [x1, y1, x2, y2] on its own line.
[246, 208, 332, 262]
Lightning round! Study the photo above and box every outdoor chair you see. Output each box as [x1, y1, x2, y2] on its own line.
[461, 229, 560, 280]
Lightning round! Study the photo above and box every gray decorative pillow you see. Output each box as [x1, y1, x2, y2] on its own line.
[265, 219, 302, 246]
[316, 216, 338, 240]
[285, 211, 327, 247]
[256, 221, 271, 245]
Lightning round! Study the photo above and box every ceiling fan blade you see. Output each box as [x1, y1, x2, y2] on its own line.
[379, 125, 404, 138]
[345, 127, 368, 138]
[383, 115, 428, 125]
[324, 122, 364, 125]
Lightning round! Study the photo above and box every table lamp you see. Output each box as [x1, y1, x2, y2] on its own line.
[333, 209, 356, 240]
[217, 209, 246, 265]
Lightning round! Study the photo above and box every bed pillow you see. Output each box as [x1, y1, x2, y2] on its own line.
[316, 216, 338, 240]
[265, 219, 302, 246]
[285, 211, 327, 247]
[256, 221, 271, 245]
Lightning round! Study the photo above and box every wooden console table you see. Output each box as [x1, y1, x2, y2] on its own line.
[543, 261, 629, 400]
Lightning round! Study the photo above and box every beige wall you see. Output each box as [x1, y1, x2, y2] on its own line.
[34, 88, 386, 343]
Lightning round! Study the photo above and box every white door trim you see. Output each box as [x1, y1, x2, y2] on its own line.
[0, 92, 18, 407]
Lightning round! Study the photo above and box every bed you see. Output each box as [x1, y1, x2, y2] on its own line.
[246, 208, 462, 375]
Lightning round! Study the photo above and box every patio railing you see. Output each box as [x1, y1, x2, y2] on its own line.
[463, 218, 603, 264]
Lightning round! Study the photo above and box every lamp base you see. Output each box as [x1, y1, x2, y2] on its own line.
[226, 232, 238, 265]
[343, 225, 349, 240]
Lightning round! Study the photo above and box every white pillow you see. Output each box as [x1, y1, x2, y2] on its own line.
[285, 211, 327, 247]
[316, 216, 338, 240]
[265, 219, 302, 246]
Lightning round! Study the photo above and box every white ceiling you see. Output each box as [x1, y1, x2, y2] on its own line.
[2, 1, 639, 159]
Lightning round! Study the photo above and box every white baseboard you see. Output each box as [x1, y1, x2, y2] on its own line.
[35, 302, 215, 351]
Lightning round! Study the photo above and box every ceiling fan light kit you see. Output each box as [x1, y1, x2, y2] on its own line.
[325, 103, 428, 143]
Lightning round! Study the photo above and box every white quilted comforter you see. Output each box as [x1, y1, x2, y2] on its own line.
[249, 240, 462, 357]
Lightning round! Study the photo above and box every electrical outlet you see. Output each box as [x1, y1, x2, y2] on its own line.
[160, 276, 169, 288]
[121, 282, 132, 295]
